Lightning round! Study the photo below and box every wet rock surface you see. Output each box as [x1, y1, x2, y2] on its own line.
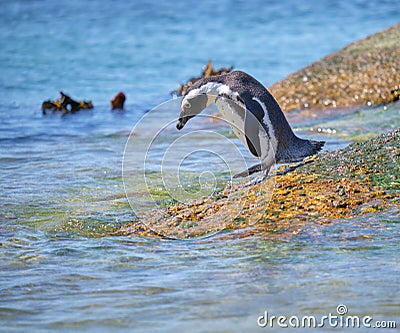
[269, 23, 400, 112]
[116, 126, 399, 239]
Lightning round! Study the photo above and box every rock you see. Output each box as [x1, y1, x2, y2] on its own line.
[114, 26, 400, 239]
[111, 92, 126, 110]
[269, 23, 400, 112]
[115, 126, 400, 239]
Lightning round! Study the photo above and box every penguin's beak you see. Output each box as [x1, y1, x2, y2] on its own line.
[176, 116, 188, 130]
[177, 93, 209, 130]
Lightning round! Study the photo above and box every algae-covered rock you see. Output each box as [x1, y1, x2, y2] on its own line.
[116, 25, 400, 239]
[116, 127, 399, 239]
[269, 23, 400, 112]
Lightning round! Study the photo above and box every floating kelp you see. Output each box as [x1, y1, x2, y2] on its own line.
[42, 91, 93, 114]
[174, 60, 233, 97]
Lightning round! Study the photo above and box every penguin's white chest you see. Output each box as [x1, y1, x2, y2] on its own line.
[215, 97, 249, 150]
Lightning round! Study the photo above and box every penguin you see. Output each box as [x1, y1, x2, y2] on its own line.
[176, 71, 325, 183]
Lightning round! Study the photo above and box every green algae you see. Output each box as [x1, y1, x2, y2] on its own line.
[304, 127, 400, 192]
[117, 126, 400, 239]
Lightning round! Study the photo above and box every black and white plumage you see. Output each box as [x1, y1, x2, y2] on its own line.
[176, 71, 324, 182]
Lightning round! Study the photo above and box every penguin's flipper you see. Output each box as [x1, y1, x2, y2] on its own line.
[244, 109, 263, 158]
[215, 97, 247, 146]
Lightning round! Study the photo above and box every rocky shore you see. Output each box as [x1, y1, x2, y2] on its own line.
[269, 23, 400, 112]
[116, 23, 400, 239]
[116, 126, 399, 239]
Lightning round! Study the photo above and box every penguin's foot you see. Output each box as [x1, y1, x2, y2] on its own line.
[276, 159, 314, 176]
[243, 175, 265, 187]
[233, 163, 262, 178]
[243, 167, 271, 187]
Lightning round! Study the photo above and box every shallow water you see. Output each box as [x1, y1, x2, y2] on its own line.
[1, 0, 399, 331]
[2, 214, 399, 332]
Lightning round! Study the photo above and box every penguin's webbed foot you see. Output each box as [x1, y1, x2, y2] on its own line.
[242, 167, 271, 187]
[275, 159, 314, 176]
[233, 163, 262, 178]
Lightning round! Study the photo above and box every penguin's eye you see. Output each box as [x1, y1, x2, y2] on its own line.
[183, 101, 191, 109]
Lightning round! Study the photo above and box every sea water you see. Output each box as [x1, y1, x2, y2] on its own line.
[1, 0, 399, 332]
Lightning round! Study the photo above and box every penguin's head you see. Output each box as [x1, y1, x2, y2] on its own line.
[177, 92, 213, 130]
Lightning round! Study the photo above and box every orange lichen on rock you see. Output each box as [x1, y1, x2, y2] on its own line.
[115, 128, 399, 240]
[115, 171, 396, 240]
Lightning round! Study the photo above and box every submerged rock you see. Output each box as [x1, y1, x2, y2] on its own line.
[269, 23, 400, 112]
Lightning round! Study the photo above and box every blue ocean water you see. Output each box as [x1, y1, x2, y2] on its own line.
[1, 1, 399, 332]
